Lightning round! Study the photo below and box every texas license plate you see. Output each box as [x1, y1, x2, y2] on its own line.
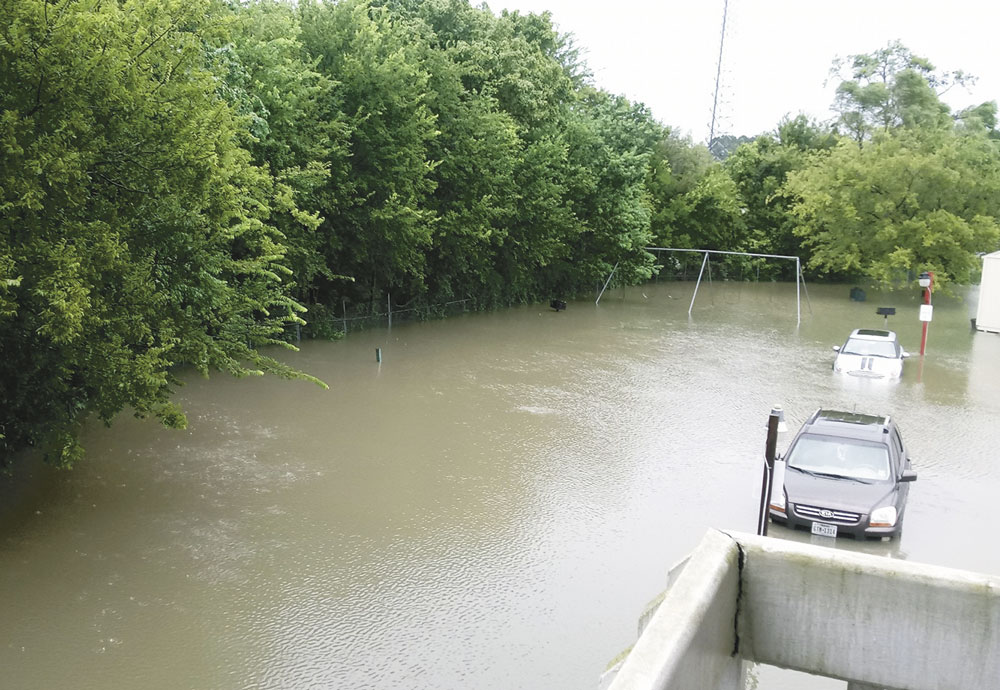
[811, 522, 837, 538]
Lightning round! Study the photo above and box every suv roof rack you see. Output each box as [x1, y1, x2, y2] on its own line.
[811, 409, 889, 428]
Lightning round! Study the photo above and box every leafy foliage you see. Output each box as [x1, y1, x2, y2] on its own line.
[0, 0, 321, 466]
[725, 116, 837, 276]
[831, 40, 968, 142]
[647, 132, 745, 251]
[785, 43, 1000, 286]
[785, 130, 1000, 285]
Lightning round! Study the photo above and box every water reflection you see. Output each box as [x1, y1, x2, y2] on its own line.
[768, 524, 909, 561]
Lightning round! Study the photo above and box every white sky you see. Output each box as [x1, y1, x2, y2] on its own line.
[491, 0, 1000, 143]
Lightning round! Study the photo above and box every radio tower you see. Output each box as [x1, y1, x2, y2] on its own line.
[708, 0, 729, 157]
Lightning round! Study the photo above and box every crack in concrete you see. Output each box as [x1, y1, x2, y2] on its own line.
[722, 531, 746, 658]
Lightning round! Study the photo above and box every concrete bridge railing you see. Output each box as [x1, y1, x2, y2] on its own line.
[604, 530, 1000, 690]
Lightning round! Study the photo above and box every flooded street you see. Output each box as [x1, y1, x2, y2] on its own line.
[2, 280, 998, 689]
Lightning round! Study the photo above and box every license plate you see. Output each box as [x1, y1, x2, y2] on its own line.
[811, 522, 837, 538]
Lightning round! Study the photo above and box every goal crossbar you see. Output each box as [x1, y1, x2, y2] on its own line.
[596, 247, 810, 324]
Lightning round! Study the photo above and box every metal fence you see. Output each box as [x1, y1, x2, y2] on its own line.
[297, 298, 472, 340]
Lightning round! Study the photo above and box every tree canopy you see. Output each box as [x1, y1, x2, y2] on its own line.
[0, 0, 323, 466]
[784, 43, 1000, 285]
[785, 129, 1000, 285]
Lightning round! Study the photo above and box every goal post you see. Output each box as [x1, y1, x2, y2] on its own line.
[596, 247, 811, 324]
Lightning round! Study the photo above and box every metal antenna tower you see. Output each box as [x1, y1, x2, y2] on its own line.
[708, 0, 729, 153]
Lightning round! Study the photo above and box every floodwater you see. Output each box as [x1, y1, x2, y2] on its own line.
[2, 280, 998, 690]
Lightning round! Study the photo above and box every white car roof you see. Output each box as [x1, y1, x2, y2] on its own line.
[848, 329, 897, 341]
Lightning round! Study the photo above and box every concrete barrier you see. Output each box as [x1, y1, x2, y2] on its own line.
[607, 530, 744, 690]
[738, 532, 1000, 690]
[605, 530, 1000, 690]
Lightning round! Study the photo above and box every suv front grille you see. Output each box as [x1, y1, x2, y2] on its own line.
[793, 504, 861, 525]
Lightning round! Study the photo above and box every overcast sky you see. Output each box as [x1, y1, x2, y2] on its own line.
[491, 0, 1000, 143]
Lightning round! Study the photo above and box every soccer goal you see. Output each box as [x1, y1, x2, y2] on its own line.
[597, 247, 811, 324]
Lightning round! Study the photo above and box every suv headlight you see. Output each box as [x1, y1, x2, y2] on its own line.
[869, 505, 897, 527]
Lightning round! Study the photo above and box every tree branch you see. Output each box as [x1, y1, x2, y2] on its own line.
[125, 20, 180, 69]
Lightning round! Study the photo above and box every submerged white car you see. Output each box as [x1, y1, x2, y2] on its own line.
[832, 329, 910, 379]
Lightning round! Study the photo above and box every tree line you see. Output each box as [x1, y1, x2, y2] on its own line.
[2, 0, 998, 466]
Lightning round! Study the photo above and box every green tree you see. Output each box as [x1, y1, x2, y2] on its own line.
[725, 116, 836, 275]
[646, 132, 714, 248]
[0, 0, 317, 466]
[646, 131, 746, 253]
[784, 129, 1000, 285]
[225, 0, 350, 303]
[956, 100, 1000, 139]
[551, 89, 658, 290]
[327, 0, 656, 306]
[784, 44, 1000, 286]
[299, 0, 438, 310]
[831, 41, 967, 143]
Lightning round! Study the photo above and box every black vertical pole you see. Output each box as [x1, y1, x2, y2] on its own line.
[757, 410, 780, 536]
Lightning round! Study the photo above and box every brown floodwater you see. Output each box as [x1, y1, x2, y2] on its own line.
[2, 280, 997, 689]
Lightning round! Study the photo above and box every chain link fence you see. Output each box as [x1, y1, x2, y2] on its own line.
[296, 298, 473, 340]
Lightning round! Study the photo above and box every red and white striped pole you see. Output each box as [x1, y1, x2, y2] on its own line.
[919, 271, 934, 356]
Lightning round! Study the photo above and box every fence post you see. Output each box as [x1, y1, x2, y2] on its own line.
[757, 408, 781, 536]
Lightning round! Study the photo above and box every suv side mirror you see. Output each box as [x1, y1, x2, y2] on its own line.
[900, 470, 917, 482]
[901, 351, 911, 359]
[832, 345, 841, 352]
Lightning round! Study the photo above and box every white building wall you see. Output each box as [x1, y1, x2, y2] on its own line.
[976, 251, 1000, 332]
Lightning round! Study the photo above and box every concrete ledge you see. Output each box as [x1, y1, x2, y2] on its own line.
[604, 530, 1000, 690]
[736, 532, 1000, 690]
[607, 530, 742, 690]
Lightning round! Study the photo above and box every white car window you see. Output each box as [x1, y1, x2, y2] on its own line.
[841, 338, 899, 358]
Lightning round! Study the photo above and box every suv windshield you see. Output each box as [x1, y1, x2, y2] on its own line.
[786, 434, 891, 481]
[841, 337, 899, 358]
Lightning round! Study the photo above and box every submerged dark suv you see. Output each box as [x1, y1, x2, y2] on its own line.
[769, 409, 917, 539]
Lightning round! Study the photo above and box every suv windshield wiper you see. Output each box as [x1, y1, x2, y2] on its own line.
[815, 471, 873, 484]
[787, 464, 820, 477]
[787, 465, 873, 484]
